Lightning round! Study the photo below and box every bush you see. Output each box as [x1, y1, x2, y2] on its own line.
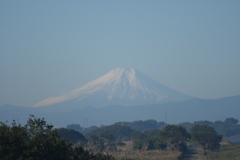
[190, 124, 222, 151]
[159, 125, 190, 152]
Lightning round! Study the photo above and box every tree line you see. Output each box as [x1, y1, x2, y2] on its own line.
[180, 118, 240, 137]
[130, 124, 222, 153]
[73, 118, 239, 138]
[65, 121, 224, 154]
[64, 118, 239, 154]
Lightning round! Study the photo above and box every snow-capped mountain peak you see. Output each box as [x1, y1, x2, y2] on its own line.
[32, 68, 194, 110]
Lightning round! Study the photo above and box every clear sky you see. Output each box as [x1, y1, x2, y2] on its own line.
[1, 0, 240, 106]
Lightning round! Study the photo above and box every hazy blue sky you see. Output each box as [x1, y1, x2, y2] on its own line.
[1, 1, 240, 106]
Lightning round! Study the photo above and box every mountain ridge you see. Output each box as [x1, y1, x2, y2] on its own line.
[1, 95, 240, 127]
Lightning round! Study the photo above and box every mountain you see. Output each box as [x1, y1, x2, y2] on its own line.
[1, 95, 240, 127]
[32, 68, 194, 112]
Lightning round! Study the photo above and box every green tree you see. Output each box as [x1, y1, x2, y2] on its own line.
[131, 131, 146, 149]
[87, 124, 134, 141]
[71, 146, 95, 160]
[0, 115, 118, 160]
[0, 120, 29, 159]
[24, 115, 72, 160]
[140, 137, 166, 150]
[115, 119, 166, 132]
[56, 128, 87, 145]
[100, 132, 116, 151]
[190, 124, 222, 152]
[88, 135, 105, 152]
[0, 116, 72, 160]
[131, 129, 167, 151]
[224, 118, 239, 125]
[144, 129, 160, 138]
[159, 125, 190, 152]
[194, 120, 212, 126]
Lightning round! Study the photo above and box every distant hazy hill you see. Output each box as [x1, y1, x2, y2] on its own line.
[32, 68, 194, 112]
[1, 95, 240, 127]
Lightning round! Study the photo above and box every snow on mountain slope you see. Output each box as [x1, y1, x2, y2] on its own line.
[32, 68, 194, 110]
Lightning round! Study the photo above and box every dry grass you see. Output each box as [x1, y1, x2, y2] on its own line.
[108, 150, 182, 160]
[205, 144, 240, 160]
[104, 141, 182, 160]
[94, 140, 235, 160]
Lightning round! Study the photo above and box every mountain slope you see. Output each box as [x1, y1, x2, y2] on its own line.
[32, 68, 194, 111]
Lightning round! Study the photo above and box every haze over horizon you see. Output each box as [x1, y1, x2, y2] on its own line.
[1, 1, 240, 107]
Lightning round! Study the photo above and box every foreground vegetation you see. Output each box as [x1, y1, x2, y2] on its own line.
[0, 115, 114, 160]
[1, 115, 239, 160]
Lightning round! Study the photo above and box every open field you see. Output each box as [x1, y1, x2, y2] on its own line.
[224, 135, 240, 144]
[205, 144, 240, 160]
[109, 150, 182, 160]
[104, 141, 182, 160]
[102, 140, 240, 160]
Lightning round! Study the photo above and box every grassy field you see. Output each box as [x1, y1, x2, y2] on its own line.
[224, 135, 240, 144]
[105, 141, 182, 160]
[99, 140, 240, 160]
[205, 144, 240, 160]
[108, 149, 182, 160]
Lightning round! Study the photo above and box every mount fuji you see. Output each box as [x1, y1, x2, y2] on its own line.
[32, 68, 194, 112]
